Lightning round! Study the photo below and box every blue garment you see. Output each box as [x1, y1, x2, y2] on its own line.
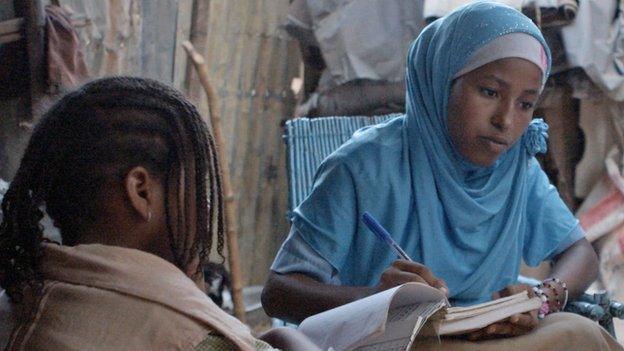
[271, 226, 341, 285]
[291, 2, 580, 306]
[270, 224, 585, 286]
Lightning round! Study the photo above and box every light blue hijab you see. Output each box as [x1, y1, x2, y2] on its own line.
[292, 2, 580, 305]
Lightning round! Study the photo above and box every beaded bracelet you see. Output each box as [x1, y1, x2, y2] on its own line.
[544, 278, 568, 309]
[532, 286, 550, 318]
[533, 278, 568, 318]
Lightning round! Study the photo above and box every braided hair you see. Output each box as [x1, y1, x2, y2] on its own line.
[0, 77, 225, 301]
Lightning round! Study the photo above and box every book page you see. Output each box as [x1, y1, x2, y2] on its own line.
[354, 302, 445, 351]
[440, 296, 541, 335]
[297, 283, 446, 351]
[445, 292, 529, 320]
[446, 291, 527, 315]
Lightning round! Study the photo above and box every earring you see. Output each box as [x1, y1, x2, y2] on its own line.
[148, 211, 153, 223]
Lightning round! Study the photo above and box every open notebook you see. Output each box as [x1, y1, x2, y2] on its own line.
[297, 282, 541, 351]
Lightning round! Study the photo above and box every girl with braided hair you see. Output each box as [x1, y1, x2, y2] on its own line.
[0, 77, 318, 351]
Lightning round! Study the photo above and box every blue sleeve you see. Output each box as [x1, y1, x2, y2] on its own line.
[290, 156, 359, 273]
[550, 224, 585, 258]
[270, 226, 341, 284]
[523, 158, 581, 266]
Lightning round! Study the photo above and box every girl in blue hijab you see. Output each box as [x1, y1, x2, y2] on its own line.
[263, 2, 617, 345]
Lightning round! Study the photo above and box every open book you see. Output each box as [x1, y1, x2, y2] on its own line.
[297, 282, 541, 351]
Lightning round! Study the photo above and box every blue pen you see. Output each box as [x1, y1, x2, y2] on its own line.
[362, 211, 413, 261]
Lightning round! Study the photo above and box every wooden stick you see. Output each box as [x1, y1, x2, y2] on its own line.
[0, 33, 22, 44]
[0, 18, 24, 36]
[22, 0, 46, 118]
[0, 17, 24, 44]
[182, 40, 246, 323]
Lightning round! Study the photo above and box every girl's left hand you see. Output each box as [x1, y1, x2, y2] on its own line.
[466, 284, 539, 341]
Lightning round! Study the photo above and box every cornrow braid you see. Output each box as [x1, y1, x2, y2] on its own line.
[0, 76, 225, 301]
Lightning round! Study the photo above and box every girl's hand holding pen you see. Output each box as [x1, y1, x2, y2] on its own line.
[362, 212, 449, 296]
[374, 259, 449, 296]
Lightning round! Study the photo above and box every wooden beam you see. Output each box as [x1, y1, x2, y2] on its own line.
[0, 33, 21, 44]
[0, 18, 24, 44]
[183, 40, 247, 324]
[184, 0, 210, 103]
[0, 18, 24, 35]
[172, 0, 193, 90]
[18, 0, 46, 119]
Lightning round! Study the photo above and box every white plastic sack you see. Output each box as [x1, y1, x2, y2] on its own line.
[562, 0, 624, 101]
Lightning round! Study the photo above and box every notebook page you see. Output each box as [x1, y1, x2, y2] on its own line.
[297, 286, 398, 351]
[440, 296, 542, 335]
[354, 302, 445, 351]
[298, 283, 447, 351]
[445, 292, 529, 321]
[446, 291, 527, 314]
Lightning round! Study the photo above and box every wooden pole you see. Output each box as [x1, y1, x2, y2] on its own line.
[184, 0, 210, 107]
[182, 40, 246, 323]
[19, 0, 46, 119]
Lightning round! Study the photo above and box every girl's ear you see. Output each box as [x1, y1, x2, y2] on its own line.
[123, 166, 156, 222]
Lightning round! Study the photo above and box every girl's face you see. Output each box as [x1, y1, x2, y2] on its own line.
[447, 57, 543, 166]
